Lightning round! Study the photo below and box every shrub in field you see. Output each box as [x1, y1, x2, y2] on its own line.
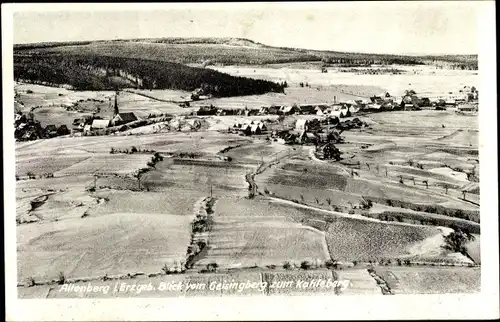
[325, 259, 337, 269]
[424, 205, 438, 214]
[131, 146, 138, 153]
[300, 261, 311, 270]
[326, 198, 332, 206]
[57, 271, 66, 285]
[153, 152, 164, 162]
[161, 263, 171, 275]
[26, 171, 35, 180]
[442, 228, 475, 255]
[24, 276, 36, 288]
[361, 198, 373, 209]
[205, 198, 216, 214]
[264, 188, 270, 195]
[206, 262, 218, 273]
[283, 261, 292, 270]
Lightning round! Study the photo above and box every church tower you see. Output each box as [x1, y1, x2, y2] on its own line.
[114, 91, 119, 116]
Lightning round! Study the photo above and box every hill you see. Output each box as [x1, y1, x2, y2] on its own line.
[14, 53, 285, 94]
[14, 37, 478, 69]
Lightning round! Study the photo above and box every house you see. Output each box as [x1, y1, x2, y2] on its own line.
[298, 104, 317, 115]
[339, 105, 350, 117]
[330, 104, 343, 118]
[401, 94, 423, 107]
[380, 101, 395, 110]
[268, 105, 282, 115]
[444, 98, 457, 106]
[348, 104, 360, 114]
[91, 119, 111, 130]
[259, 105, 281, 115]
[257, 122, 267, 132]
[74, 115, 93, 129]
[245, 109, 259, 117]
[314, 105, 328, 115]
[258, 106, 268, 115]
[280, 105, 300, 115]
[295, 119, 309, 131]
[240, 124, 252, 136]
[83, 124, 92, 133]
[457, 104, 477, 112]
[196, 105, 218, 116]
[250, 124, 262, 135]
[216, 109, 226, 116]
[44, 125, 58, 137]
[57, 125, 70, 136]
[112, 112, 137, 126]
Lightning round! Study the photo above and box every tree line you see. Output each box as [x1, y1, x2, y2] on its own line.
[14, 53, 285, 95]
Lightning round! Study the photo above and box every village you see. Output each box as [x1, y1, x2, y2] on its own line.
[12, 35, 482, 299]
[14, 84, 478, 143]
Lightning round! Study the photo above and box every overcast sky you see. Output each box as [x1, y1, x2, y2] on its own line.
[13, 2, 480, 55]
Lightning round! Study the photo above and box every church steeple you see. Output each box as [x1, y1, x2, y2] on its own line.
[114, 91, 119, 116]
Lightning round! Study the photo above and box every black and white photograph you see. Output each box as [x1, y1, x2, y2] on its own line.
[3, 2, 498, 321]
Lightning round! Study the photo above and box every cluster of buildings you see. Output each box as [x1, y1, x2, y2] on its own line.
[14, 112, 70, 141]
[72, 94, 138, 133]
[271, 117, 365, 146]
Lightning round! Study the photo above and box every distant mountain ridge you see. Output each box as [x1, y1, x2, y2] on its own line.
[14, 37, 477, 69]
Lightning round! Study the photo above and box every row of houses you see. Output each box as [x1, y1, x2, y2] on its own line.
[233, 121, 268, 136]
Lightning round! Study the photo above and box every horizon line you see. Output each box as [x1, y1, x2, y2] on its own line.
[13, 36, 478, 57]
